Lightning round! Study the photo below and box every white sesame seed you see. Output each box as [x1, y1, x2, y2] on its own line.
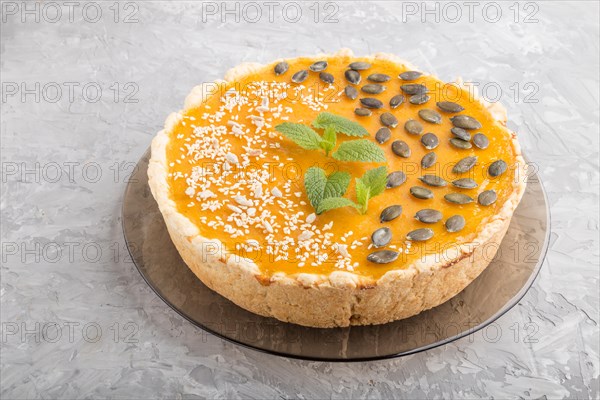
[306, 213, 316, 224]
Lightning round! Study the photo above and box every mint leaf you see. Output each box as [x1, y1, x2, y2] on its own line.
[275, 123, 323, 150]
[332, 140, 386, 162]
[316, 197, 358, 214]
[355, 166, 388, 213]
[304, 167, 351, 210]
[320, 126, 337, 155]
[312, 112, 368, 137]
[323, 171, 351, 199]
[304, 167, 327, 209]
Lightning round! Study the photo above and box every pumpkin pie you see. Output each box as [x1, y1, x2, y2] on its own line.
[148, 49, 527, 328]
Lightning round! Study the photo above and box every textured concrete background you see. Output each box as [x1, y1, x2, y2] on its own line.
[1, 1, 598, 398]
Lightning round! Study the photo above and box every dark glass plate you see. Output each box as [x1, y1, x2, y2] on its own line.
[122, 149, 549, 361]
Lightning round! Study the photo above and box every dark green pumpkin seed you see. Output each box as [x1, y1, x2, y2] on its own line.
[380, 205, 402, 222]
[421, 133, 439, 149]
[451, 127, 471, 141]
[349, 61, 371, 71]
[421, 152, 437, 169]
[355, 108, 372, 116]
[375, 127, 392, 144]
[291, 70, 308, 83]
[401, 83, 428, 95]
[409, 93, 430, 105]
[418, 109, 442, 124]
[404, 119, 423, 135]
[274, 61, 289, 75]
[367, 250, 398, 264]
[319, 72, 334, 84]
[360, 98, 384, 109]
[386, 171, 406, 188]
[391, 140, 411, 158]
[344, 86, 358, 100]
[452, 156, 478, 173]
[399, 71, 423, 81]
[450, 115, 482, 130]
[345, 69, 361, 85]
[310, 61, 328, 72]
[415, 209, 443, 224]
[489, 160, 507, 177]
[473, 133, 490, 149]
[389, 94, 404, 109]
[452, 178, 478, 189]
[407, 228, 434, 241]
[436, 101, 464, 113]
[444, 193, 474, 204]
[446, 215, 466, 232]
[410, 186, 434, 199]
[478, 190, 497, 206]
[450, 138, 473, 149]
[419, 174, 447, 187]
[371, 227, 392, 248]
[367, 73, 391, 82]
[380, 112, 398, 128]
[361, 84, 386, 94]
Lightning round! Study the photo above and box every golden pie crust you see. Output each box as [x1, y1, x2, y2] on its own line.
[148, 49, 527, 328]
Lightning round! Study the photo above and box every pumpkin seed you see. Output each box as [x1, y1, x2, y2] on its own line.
[367, 250, 399, 264]
[274, 61, 289, 75]
[371, 227, 392, 248]
[407, 228, 434, 241]
[421, 152, 437, 169]
[399, 71, 423, 81]
[386, 171, 406, 188]
[415, 209, 443, 224]
[361, 84, 386, 94]
[452, 178, 478, 189]
[478, 190, 498, 206]
[473, 133, 490, 149]
[354, 108, 372, 117]
[375, 127, 392, 144]
[380, 112, 398, 128]
[389, 94, 404, 109]
[418, 109, 442, 124]
[450, 138, 473, 149]
[452, 156, 478, 173]
[489, 160, 507, 177]
[367, 73, 391, 82]
[404, 119, 423, 135]
[344, 86, 358, 100]
[391, 140, 411, 158]
[444, 193, 474, 204]
[360, 97, 384, 109]
[445, 215, 466, 232]
[421, 133, 439, 149]
[310, 61, 328, 72]
[410, 186, 433, 200]
[345, 69, 361, 85]
[409, 93, 430, 105]
[451, 127, 471, 141]
[319, 72, 334, 84]
[291, 70, 308, 83]
[450, 115, 482, 130]
[436, 101, 464, 113]
[419, 174, 447, 187]
[380, 205, 403, 222]
[349, 61, 371, 71]
[401, 83, 428, 95]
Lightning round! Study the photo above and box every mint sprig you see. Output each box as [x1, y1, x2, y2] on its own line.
[275, 123, 322, 150]
[332, 140, 385, 163]
[312, 112, 369, 137]
[317, 197, 358, 214]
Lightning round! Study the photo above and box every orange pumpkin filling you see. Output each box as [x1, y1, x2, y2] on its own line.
[165, 55, 519, 279]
